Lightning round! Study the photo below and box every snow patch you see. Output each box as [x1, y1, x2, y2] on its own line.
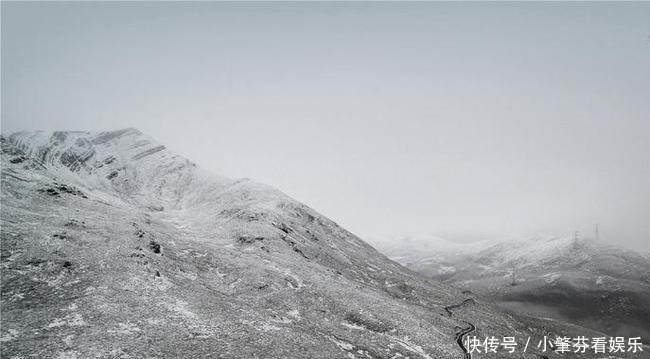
[0, 329, 19, 342]
[342, 322, 367, 330]
[328, 335, 354, 351]
[108, 322, 142, 335]
[166, 300, 197, 319]
[390, 336, 434, 359]
[259, 323, 281, 332]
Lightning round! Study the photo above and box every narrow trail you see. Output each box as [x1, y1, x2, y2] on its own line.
[445, 299, 477, 359]
[444, 298, 475, 317]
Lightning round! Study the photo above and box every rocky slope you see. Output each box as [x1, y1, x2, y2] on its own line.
[377, 235, 650, 340]
[1, 129, 643, 358]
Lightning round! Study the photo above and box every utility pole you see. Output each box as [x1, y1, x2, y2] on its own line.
[595, 223, 599, 241]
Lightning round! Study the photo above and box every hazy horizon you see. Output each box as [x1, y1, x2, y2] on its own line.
[3, 2, 649, 251]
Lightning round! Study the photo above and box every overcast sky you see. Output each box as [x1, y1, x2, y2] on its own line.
[2, 2, 649, 251]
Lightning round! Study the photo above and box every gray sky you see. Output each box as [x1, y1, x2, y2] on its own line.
[2, 2, 650, 251]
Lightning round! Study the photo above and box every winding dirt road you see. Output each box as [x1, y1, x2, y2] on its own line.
[444, 298, 475, 317]
[454, 321, 476, 359]
[445, 299, 477, 359]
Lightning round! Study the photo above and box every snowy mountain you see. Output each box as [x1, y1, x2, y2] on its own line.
[1, 129, 644, 358]
[377, 235, 650, 339]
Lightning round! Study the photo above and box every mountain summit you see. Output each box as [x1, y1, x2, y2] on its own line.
[1, 129, 639, 358]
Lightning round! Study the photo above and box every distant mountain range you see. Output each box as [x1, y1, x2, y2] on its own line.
[375, 234, 650, 340]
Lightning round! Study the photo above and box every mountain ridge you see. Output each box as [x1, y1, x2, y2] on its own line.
[2, 129, 643, 358]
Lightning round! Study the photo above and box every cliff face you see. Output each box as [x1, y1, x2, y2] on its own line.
[1, 130, 628, 359]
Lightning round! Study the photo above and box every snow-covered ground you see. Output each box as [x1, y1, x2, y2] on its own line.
[2, 129, 644, 358]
